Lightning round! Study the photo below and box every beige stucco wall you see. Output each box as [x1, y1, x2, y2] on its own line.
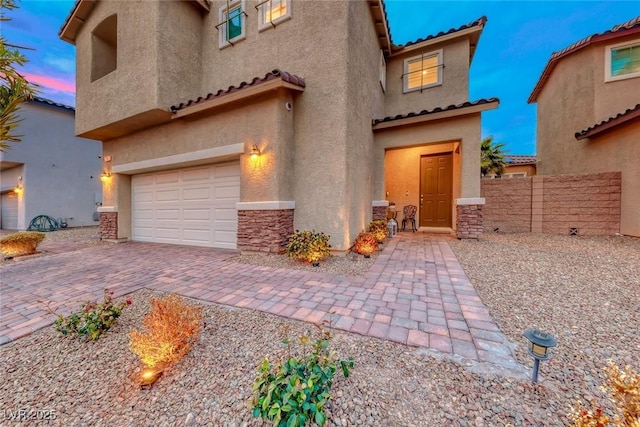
[536, 37, 640, 237]
[384, 37, 470, 117]
[503, 164, 536, 176]
[373, 114, 482, 203]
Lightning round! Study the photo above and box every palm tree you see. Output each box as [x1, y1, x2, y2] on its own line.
[480, 136, 507, 177]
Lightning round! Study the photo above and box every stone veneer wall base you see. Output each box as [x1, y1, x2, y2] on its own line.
[237, 209, 294, 253]
[456, 204, 484, 239]
[372, 206, 387, 221]
[99, 212, 118, 240]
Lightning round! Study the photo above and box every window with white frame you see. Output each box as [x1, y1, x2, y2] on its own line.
[380, 50, 386, 92]
[257, 0, 291, 31]
[217, 0, 246, 48]
[403, 50, 442, 93]
[606, 39, 640, 81]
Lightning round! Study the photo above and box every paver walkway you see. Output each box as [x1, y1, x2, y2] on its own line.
[0, 234, 520, 371]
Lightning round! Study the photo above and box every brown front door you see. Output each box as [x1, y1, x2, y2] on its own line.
[420, 153, 452, 227]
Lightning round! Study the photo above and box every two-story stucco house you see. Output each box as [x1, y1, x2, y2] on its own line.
[59, 0, 498, 251]
[529, 16, 640, 237]
[0, 97, 102, 230]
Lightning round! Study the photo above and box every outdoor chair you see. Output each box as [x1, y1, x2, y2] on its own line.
[401, 205, 417, 232]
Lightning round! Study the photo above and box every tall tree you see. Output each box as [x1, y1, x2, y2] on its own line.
[480, 136, 507, 177]
[1, 0, 37, 151]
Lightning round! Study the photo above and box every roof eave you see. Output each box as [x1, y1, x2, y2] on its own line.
[575, 106, 640, 141]
[372, 100, 498, 131]
[389, 25, 484, 59]
[368, 0, 392, 56]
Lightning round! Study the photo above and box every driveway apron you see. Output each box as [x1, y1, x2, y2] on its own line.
[0, 234, 519, 371]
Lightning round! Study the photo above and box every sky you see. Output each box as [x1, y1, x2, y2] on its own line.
[2, 1, 639, 155]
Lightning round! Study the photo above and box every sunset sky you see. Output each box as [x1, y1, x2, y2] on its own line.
[3, 1, 638, 155]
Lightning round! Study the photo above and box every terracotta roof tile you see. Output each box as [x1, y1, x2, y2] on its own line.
[575, 104, 640, 140]
[29, 96, 75, 112]
[372, 97, 499, 125]
[529, 16, 640, 103]
[505, 155, 536, 165]
[397, 16, 487, 49]
[170, 69, 305, 112]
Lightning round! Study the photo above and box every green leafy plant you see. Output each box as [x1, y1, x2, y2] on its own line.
[353, 231, 379, 255]
[368, 219, 389, 243]
[0, 231, 45, 257]
[43, 288, 131, 341]
[251, 324, 354, 426]
[286, 230, 331, 264]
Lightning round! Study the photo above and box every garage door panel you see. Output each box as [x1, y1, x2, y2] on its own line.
[183, 187, 210, 201]
[132, 162, 239, 248]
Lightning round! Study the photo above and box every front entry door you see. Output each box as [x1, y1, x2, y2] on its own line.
[420, 153, 452, 227]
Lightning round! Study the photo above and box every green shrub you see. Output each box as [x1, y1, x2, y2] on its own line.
[0, 231, 45, 257]
[368, 219, 389, 242]
[286, 230, 331, 264]
[251, 324, 354, 426]
[43, 289, 131, 341]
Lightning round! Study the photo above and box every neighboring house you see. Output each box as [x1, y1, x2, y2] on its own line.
[0, 97, 102, 231]
[503, 155, 537, 177]
[59, 0, 498, 251]
[529, 16, 640, 237]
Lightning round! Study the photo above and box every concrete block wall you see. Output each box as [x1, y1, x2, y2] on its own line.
[481, 172, 621, 236]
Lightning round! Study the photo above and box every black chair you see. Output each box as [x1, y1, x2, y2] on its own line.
[401, 205, 417, 232]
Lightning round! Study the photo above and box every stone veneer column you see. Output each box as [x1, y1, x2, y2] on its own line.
[372, 200, 390, 221]
[455, 198, 485, 239]
[236, 201, 295, 253]
[97, 207, 118, 240]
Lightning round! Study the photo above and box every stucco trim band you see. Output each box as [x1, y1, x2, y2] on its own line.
[456, 197, 485, 205]
[97, 206, 118, 213]
[372, 200, 390, 207]
[111, 143, 245, 175]
[237, 201, 295, 210]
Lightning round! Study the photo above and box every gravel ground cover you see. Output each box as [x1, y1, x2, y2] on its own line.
[1, 233, 638, 426]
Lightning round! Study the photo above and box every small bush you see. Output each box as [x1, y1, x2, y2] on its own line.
[569, 361, 640, 426]
[286, 230, 331, 264]
[129, 294, 203, 369]
[45, 288, 131, 341]
[0, 231, 45, 257]
[353, 231, 378, 255]
[368, 219, 389, 242]
[251, 324, 354, 426]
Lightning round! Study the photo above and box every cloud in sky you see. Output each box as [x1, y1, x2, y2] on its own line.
[23, 72, 75, 94]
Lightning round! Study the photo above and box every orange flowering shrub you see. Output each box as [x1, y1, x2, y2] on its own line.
[1, 231, 45, 257]
[129, 294, 203, 369]
[353, 231, 378, 255]
[569, 361, 640, 427]
[368, 219, 389, 243]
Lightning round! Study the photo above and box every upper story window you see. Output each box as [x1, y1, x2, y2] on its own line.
[217, 0, 247, 48]
[402, 50, 443, 93]
[91, 14, 117, 82]
[257, 0, 291, 31]
[606, 39, 640, 81]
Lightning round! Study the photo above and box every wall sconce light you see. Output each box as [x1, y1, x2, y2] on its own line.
[523, 328, 557, 383]
[250, 144, 260, 160]
[14, 176, 23, 194]
[100, 170, 112, 182]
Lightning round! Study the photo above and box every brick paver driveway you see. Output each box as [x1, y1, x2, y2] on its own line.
[0, 234, 520, 371]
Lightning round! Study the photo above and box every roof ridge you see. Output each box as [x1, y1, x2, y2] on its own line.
[30, 96, 75, 111]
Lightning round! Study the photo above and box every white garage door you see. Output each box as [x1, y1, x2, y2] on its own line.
[131, 162, 240, 249]
[1, 192, 19, 230]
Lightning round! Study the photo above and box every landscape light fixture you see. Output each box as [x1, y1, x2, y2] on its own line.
[523, 328, 557, 383]
[138, 368, 163, 389]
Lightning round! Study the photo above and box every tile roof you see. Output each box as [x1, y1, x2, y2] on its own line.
[529, 16, 640, 103]
[397, 16, 487, 48]
[372, 98, 499, 125]
[505, 155, 537, 165]
[575, 104, 640, 140]
[170, 69, 305, 112]
[29, 96, 75, 112]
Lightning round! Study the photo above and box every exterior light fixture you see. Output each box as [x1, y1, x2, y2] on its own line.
[250, 144, 260, 160]
[100, 171, 111, 182]
[14, 177, 23, 194]
[523, 328, 557, 383]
